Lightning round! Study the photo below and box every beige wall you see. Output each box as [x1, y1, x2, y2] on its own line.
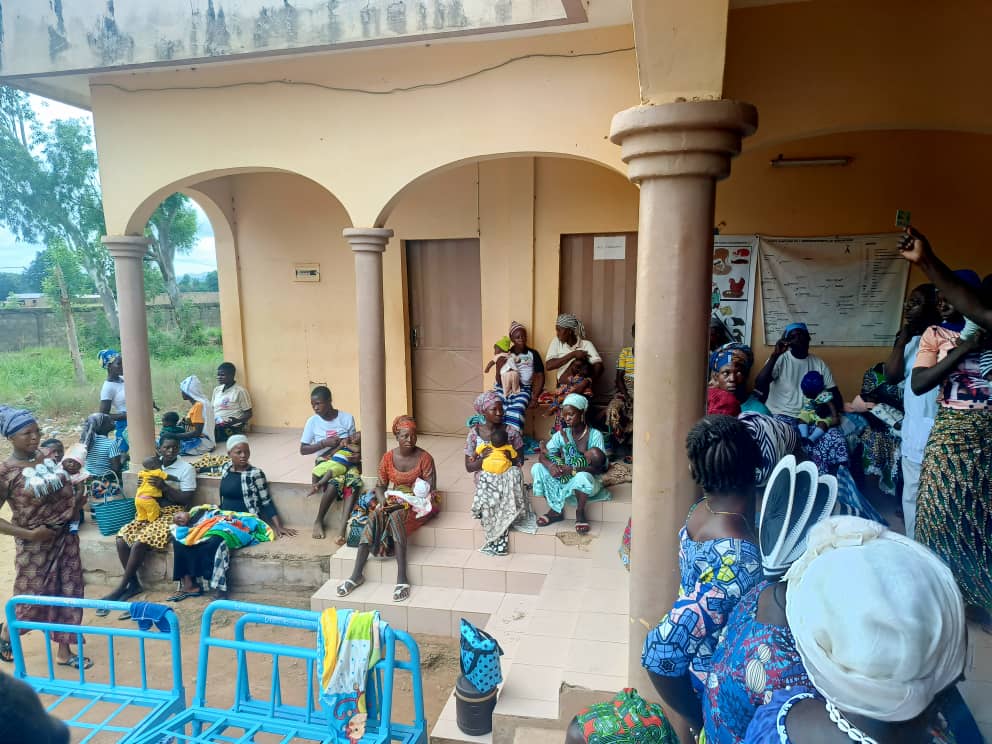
[716, 129, 992, 398]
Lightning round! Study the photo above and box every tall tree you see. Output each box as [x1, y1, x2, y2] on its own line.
[41, 241, 87, 384]
[145, 193, 198, 323]
[0, 86, 119, 331]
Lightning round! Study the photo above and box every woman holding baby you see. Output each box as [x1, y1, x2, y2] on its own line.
[464, 392, 535, 556]
[491, 322, 545, 433]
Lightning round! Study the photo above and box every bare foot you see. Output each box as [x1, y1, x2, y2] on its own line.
[312, 521, 326, 540]
[335, 536, 346, 547]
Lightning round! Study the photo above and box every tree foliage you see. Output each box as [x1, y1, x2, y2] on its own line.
[0, 86, 118, 330]
[178, 270, 219, 292]
[146, 193, 199, 322]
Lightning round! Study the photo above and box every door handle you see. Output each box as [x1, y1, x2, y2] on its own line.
[411, 327, 420, 348]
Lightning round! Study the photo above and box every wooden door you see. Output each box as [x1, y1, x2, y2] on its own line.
[407, 239, 483, 435]
[559, 233, 638, 405]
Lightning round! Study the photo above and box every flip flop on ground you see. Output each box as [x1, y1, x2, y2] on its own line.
[536, 511, 564, 527]
[57, 654, 93, 670]
[166, 588, 204, 602]
[393, 584, 411, 602]
[336, 577, 364, 597]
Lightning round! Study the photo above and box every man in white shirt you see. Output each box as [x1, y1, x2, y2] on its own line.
[545, 313, 604, 382]
[755, 322, 842, 418]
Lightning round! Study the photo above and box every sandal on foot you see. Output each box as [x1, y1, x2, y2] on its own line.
[393, 583, 411, 602]
[536, 512, 564, 527]
[121, 582, 143, 601]
[575, 521, 591, 535]
[166, 588, 204, 603]
[57, 654, 93, 670]
[0, 623, 12, 663]
[336, 578, 364, 597]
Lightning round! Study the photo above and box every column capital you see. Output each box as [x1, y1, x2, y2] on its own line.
[610, 100, 758, 184]
[102, 235, 152, 260]
[343, 227, 393, 253]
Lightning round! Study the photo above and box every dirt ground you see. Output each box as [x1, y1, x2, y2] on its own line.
[0, 513, 460, 742]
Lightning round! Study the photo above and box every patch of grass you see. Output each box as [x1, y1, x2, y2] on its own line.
[0, 346, 222, 423]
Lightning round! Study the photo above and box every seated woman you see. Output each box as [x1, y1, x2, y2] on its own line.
[171, 375, 216, 456]
[545, 313, 604, 385]
[464, 392, 534, 556]
[605, 324, 635, 461]
[495, 322, 546, 434]
[168, 434, 294, 600]
[336, 416, 440, 603]
[81, 413, 123, 480]
[640, 415, 763, 739]
[531, 394, 609, 535]
[97, 436, 197, 615]
[707, 347, 745, 416]
[744, 516, 967, 744]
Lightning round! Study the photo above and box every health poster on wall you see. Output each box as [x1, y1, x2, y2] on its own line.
[712, 235, 759, 345]
[758, 233, 910, 346]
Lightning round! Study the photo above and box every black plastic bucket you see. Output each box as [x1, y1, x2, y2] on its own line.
[455, 674, 498, 736]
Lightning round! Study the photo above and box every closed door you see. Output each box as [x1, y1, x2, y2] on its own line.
[559, 233, 638, 405]
[407, 239, 483, 435]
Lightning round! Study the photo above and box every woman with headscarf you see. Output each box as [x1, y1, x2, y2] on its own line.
[606, 324, 635, 461]
[531, 393, 609, 534]
[173, 375, 216, 456]
[0, 407, 89, 669]
[708, 347, 745, 416]
[744, 516, 967, 744]
[464, 392, 535, 555]
[493, 321, 546, 433]
[640, 415, 763, 741]
[336, 416, 439, 603]
[98, 349, 128, 452]
[702, 455, 837, 743]
[545, 313, 604, 385]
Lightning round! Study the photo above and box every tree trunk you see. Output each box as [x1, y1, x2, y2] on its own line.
[92, 272, 121, 334]
[54, 264, 86, 385]
[158, 253, 183, 326]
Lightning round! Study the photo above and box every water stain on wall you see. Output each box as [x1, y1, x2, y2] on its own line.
[86, 0, 136, 66]
[47, 0, 70, 61]
[205, 0, 232, 55]
[254, 1, 300, 49]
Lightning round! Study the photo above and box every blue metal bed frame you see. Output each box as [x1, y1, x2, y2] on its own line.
[5, 595, 186, 743]
[128, 600, 427, 743]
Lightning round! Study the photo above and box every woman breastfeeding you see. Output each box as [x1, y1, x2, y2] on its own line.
[464, 392, 534, 556]
[640, 415, 763, 738]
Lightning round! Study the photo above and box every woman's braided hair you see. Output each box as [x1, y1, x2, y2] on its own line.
[686, 415, 760, 494]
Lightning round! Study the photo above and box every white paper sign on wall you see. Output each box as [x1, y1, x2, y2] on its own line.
[593, 235, 626, 260]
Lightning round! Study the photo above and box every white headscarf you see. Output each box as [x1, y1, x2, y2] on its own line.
[180, 375, 215, 448]
[785, 516, 966, 722]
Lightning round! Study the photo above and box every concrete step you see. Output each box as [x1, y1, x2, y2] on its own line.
[408, 510, 610, 558]
[441, 480, 631, 525]
[78, 519, 330, 594]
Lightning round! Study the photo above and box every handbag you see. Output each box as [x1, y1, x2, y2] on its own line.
[88, 473, 136, 536]
[345, 514, 367, 548]
[459, 619, 504, 694]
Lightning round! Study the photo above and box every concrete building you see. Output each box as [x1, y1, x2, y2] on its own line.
[4, 0, 991, 740]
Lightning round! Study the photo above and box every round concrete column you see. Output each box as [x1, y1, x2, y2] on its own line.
[609, 101, 757, 708]
[103, 235, 156, 469]
[344, 228, 393, 478]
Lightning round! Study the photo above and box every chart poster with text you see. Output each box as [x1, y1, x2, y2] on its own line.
[759, 234, 910, 346]
[712, 235, 759, 345]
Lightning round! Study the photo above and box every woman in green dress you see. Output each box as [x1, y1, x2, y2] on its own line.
[532, 393, 610, 534]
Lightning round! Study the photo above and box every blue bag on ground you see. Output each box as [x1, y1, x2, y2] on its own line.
[459, 618, 504, 694]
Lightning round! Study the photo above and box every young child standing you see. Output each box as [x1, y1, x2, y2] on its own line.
[474, 427, 518, 475]
[484, 336, 521, 395]
[798, 371, 838, 443]
[135, 455, 178, 522]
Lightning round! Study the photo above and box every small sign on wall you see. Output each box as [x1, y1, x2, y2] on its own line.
[593, 235, 626, 260]
[294, 263, 320, 282]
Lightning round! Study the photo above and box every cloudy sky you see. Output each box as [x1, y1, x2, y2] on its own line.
[0, 96, 218, 278]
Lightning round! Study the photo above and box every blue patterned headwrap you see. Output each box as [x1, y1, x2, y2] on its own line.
[99, 349, 121, 369]
[784, 323, 808, 337]
[710, 349, 737, 374]
[0, 406, 36, 438]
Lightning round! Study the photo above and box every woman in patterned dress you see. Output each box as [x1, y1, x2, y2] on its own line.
[464, 391, 535, 556]
[336, 416, 440, 603]
[0, 407, 89, 668]
[494, 322, 545, 434]
[640, 415, 763, 741]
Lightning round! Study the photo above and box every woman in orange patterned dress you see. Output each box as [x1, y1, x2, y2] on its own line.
[335, 416, 440, 603]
